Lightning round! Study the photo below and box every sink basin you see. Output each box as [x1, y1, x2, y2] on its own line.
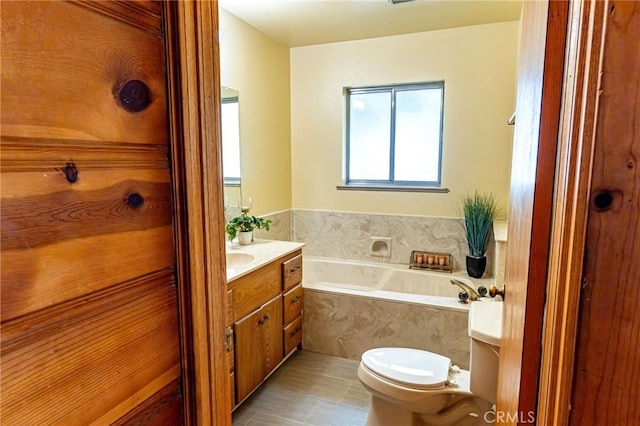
[468, 300, 503, 347]
[226, 251, 255, 268]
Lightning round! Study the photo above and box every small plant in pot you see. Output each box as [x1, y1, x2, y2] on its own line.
[225, 212, 272, 245]
[461, 191, 498, 278]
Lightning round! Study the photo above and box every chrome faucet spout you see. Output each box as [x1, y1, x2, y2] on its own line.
[450, 279, 480, 301]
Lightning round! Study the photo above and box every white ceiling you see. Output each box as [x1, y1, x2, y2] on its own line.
[218, 0, 523, 47]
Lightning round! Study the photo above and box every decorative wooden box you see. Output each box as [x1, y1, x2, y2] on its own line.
[409, 250, 453, 273]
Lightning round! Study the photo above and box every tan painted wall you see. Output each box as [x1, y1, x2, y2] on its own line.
[219, 8, 292, 216]
[290, 21, 519, 218]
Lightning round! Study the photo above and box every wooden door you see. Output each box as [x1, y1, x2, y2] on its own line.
[496, 0, 568, 423]
[1, 1, 183, 423]
[234, 307, 266, 403]
[261, 295, 283, 373]
[569, 1, 640, 423]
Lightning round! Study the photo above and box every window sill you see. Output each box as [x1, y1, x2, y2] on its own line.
[336, 184, 450, 193]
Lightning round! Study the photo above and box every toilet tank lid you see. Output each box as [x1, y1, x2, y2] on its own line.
[362, 348, 451, 389]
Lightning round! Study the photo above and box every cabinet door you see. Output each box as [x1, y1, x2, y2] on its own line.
[234, 308, 265, 403]
[261, 295, 284, 373]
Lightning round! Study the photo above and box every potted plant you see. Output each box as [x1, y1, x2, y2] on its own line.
[461, 191, 498, 278]
[225, 212, 272, 245]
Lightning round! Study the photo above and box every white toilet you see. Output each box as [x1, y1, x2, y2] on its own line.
[357, 301, 502, 426]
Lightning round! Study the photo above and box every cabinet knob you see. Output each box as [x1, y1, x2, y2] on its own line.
[290, 296, 301, 304]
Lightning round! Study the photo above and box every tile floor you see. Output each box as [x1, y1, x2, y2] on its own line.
[232, 350, 371, 426]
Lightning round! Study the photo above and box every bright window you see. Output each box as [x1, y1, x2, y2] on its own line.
[345, 82, 444, 188]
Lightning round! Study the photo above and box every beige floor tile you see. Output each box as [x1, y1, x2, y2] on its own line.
[233, 351, 370, 426]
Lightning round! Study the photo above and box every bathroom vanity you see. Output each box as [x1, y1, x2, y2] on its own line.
[225, 240, 305, 407]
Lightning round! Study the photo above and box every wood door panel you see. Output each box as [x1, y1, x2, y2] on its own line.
[570, 2, 640, 424]
[67, 0, 163, 38]
[234, 309, 265, 403]
[0, 138, 168, 172]
[231, 261, 282, 322]
[0, 1, 167, 144]
[111, 379, 183, 426]
[1, 168, 174, 322]
[262, 295, 283, 373]
[1, 169, 172, 251]
[0, 273, 180, 424]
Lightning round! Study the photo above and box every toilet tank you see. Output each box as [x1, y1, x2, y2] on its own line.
[468, 301, 502, 404]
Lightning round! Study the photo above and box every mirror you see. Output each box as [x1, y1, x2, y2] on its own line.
[221, 86, 241, 220]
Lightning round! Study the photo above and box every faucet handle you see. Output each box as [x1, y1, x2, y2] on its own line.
[489, 285, 505, 300]
[477, 286, 488, 297]
[458, 291, 469, 303]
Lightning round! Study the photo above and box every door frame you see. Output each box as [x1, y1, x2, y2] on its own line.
[161, 0, 611, 424]
[538, 0, 610, 423]
[164, 1, 231, 424]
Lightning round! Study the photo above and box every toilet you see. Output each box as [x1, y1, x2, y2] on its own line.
[357, 301, 502, 426]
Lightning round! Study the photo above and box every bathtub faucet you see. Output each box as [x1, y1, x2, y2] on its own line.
[450, 279, 480, 302]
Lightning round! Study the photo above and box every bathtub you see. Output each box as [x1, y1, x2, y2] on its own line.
[302, 256, 474, 369]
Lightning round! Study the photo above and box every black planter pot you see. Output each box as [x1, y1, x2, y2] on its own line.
[466, 255, 487, 278]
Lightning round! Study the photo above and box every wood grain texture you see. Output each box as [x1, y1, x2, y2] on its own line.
[67, 0, 163, 38]
[0, 138, 168, 172]
[262, 295, 284, 374]
[1, 169, 174, 322]
[234, 295, 283, 404]
[497, 0, 567, 423]
[231, 261, 283, 322]
[1, 273, 180, 424]
[234, 307, 266, 403]
[283, 254, 303, 291]
[537, 1, 605, 423]
[283, 283, 304, 325]
[163, 1, 231, 423]
[111, 379, 184, 426]
[0, 1, 167, 144]
[570, 1, 640, 424]
[1, 174, 172, 251]
[1, 1, 184, 423]
[284, 316, 304, 356]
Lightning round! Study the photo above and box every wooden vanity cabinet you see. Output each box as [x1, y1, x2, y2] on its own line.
[282, 254, 304, 356]
[229, 249, 303, 406]
[234, 295, 283, 402]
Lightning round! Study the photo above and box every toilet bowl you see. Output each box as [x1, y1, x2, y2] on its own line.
[358, 301, 502, 426]
[357, 348, 492, 426]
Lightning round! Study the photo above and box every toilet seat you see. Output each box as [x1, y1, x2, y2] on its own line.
[361, 348, 451, 390]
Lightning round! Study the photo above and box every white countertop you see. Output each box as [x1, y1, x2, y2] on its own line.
[226, 239, 305, 282]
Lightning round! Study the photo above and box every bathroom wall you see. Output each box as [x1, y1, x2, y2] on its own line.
[293, 209, 494, 276]
[290, 21, 519, 218]
[219, 9, 292, 216]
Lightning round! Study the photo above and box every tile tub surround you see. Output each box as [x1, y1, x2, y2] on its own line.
[252, 209, 293, 242]
[302, 288, 471, 370]
[293, 209, 494, 277]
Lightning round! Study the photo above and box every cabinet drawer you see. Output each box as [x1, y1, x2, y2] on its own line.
[283, 284, 303, 325]
[283, 315, 303, 355]
[231, 262, 281, 322]
[282, 254, 302, 292]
